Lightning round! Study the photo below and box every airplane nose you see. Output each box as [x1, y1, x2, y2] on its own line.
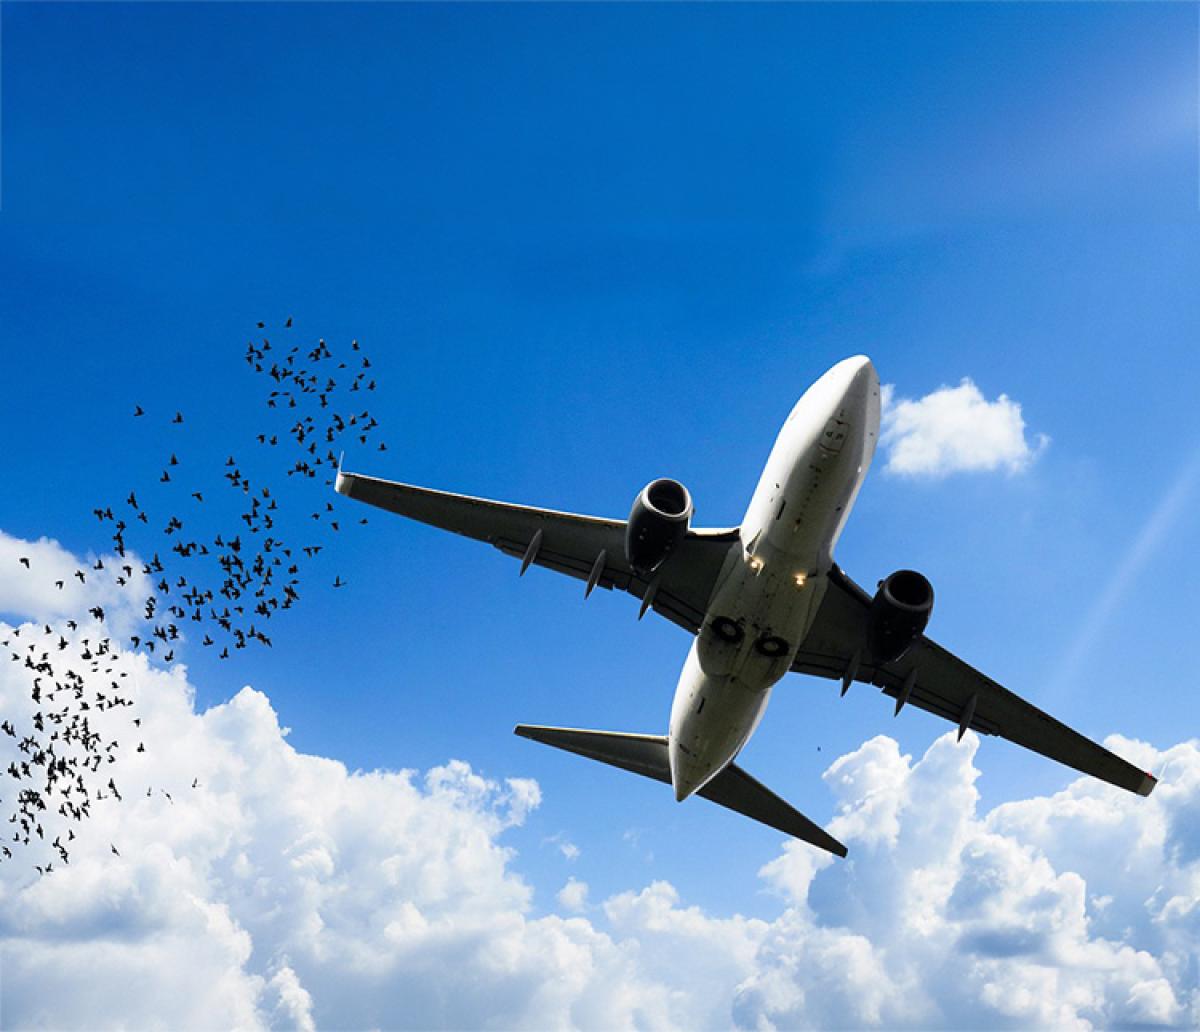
[843, 355, 877, 393]
[817, 355, 877, 403]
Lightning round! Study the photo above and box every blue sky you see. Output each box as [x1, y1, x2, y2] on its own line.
[2, 3, 1200, 1026]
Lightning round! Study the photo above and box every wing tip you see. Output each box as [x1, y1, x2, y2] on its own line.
[1137, 772, 1158, 797]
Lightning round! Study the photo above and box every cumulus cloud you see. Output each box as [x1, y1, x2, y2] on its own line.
[881, 379, 1049, 477]
[743, 732, 1199, 1029]
[557, 878, 589, 913]
[1, 529, 1198, 1030]
[0, 532, 154, 641]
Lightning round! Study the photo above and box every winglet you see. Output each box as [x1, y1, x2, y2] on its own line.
[334, 453, 351, 497]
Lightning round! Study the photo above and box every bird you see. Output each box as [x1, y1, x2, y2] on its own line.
[111, 844, 120, 856]
[172, 412, 183, 424]
[18, 557, 29, 568]
[134, 405, 145, 417]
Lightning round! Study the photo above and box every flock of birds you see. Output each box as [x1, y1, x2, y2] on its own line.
[2, 319, 389, 873]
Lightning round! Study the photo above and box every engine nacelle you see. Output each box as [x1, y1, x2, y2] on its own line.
[625, 478, 693, 575]
[867, 569, 934, 664]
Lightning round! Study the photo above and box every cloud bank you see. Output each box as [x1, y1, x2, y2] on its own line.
[881, 379, 1049, 478]
[1, 530, 1197, 1030]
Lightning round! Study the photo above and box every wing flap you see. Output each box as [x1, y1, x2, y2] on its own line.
[514, 724, 847, 856]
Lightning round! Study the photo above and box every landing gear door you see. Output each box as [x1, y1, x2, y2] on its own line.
[819, 416, 849, 455]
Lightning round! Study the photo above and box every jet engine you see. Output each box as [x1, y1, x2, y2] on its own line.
[867, 569, 934, 663]
[625, 478, 693, 575]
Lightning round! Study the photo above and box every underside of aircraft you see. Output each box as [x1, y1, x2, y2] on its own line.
[334, 357, 1156, 857]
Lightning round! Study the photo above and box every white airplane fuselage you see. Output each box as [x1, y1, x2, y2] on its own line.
[668, 356, 881, 800]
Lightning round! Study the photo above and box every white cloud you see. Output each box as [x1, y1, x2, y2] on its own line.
[543, 832, 581, 862]
[1, 528, 1198, 1030]
[265, 961, 316, 1032]
[745, 732, 1199, 1030]
[0, 532, 154, 642]
[881, 378, 1049, 477]
[557, 877, 589, 913]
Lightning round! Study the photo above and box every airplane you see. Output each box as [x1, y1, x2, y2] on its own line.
[334, 356, 1156, 857]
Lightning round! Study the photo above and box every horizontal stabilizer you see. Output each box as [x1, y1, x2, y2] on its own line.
[514, 724, 847, 857]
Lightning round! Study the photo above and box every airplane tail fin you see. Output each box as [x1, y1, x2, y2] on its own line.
[514, 724, 847, 857]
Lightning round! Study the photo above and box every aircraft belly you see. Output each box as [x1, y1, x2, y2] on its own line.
[696, 566, 827, 680]
[757, 432, 868, 565]
[669, 356, 881, 802]
[669, 641, 773, 797]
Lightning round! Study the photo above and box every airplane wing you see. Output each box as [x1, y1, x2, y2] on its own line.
[791, 566, 1158, 797]
[334, 470, 739, 634]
